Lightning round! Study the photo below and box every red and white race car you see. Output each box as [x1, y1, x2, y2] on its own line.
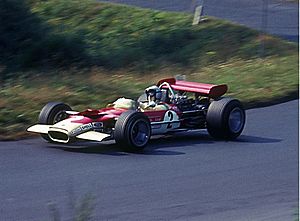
[27, 78, 246, 151]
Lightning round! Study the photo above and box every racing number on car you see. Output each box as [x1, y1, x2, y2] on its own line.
[167, 111, 174, 129]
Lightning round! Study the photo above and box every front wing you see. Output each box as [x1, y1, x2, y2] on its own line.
[27, 124, 111, 143]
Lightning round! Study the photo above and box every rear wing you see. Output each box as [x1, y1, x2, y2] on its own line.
[157, 78, 228, 99]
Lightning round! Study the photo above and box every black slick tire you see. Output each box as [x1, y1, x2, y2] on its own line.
[38, 102, 72, 141]
[114, 111, 151, 152]
[206, 97, 245, 140]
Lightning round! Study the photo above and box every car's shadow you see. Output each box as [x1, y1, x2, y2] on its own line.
[47, 131, 282, 156]
[235, 135, 282, 144]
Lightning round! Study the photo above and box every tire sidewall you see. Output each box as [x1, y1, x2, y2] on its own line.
[115, 111, 151, 151]
[126, 115, 151, 148]
[221, 99, 245, 138]
[207, 98, 245, 139]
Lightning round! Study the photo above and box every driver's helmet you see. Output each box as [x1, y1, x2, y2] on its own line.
[145, 85, 162, 102]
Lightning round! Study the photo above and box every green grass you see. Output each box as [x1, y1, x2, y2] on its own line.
[0, 0, 298, 140]
[1, 0, 296, 72]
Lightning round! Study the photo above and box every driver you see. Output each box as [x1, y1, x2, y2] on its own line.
[145, 85, 162, 104]
[140, 85, 168, 110]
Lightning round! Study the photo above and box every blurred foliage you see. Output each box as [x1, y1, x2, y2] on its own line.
[0, 0, 87, 75]
[0, 0, 297, 76]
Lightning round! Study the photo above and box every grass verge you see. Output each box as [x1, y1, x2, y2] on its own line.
[0, 0, 298, 140]
[1, 54, 298, 140]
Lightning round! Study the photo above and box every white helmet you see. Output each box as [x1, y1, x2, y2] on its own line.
[145, 85, 162, 102]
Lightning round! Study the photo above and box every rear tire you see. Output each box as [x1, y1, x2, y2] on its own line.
[206, 97, 245, 140]
[114, 111, 151, 152]
[38, 102, 72, 141]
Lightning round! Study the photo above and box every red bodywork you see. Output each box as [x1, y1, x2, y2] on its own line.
[69, 78, 227, 125]
[70, 107, 179, 125]
[70, 108, 127, 124]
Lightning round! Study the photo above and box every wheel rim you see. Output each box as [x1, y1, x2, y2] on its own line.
[228, 107, 244, 133]
[130, 119, 150, 147]
[53, 111, 67, 124]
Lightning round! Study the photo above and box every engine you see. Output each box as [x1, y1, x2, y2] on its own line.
[174, 95, 210, 129]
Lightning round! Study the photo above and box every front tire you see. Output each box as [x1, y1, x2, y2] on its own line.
[206, 98, 245, 140]
[114, 111, 151, 151]
[38, 102, 72, 141]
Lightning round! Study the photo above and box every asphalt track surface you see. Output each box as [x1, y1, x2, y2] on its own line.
[101, 0, 299, 41]
[0, 100, 298, 220]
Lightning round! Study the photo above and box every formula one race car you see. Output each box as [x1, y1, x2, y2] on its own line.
[27, 78, 246, 151]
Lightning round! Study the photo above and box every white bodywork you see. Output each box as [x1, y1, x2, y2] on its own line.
[151, 110, 181, 135]
[27, 117, 111, 143]
[27, 124, 51, 134]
